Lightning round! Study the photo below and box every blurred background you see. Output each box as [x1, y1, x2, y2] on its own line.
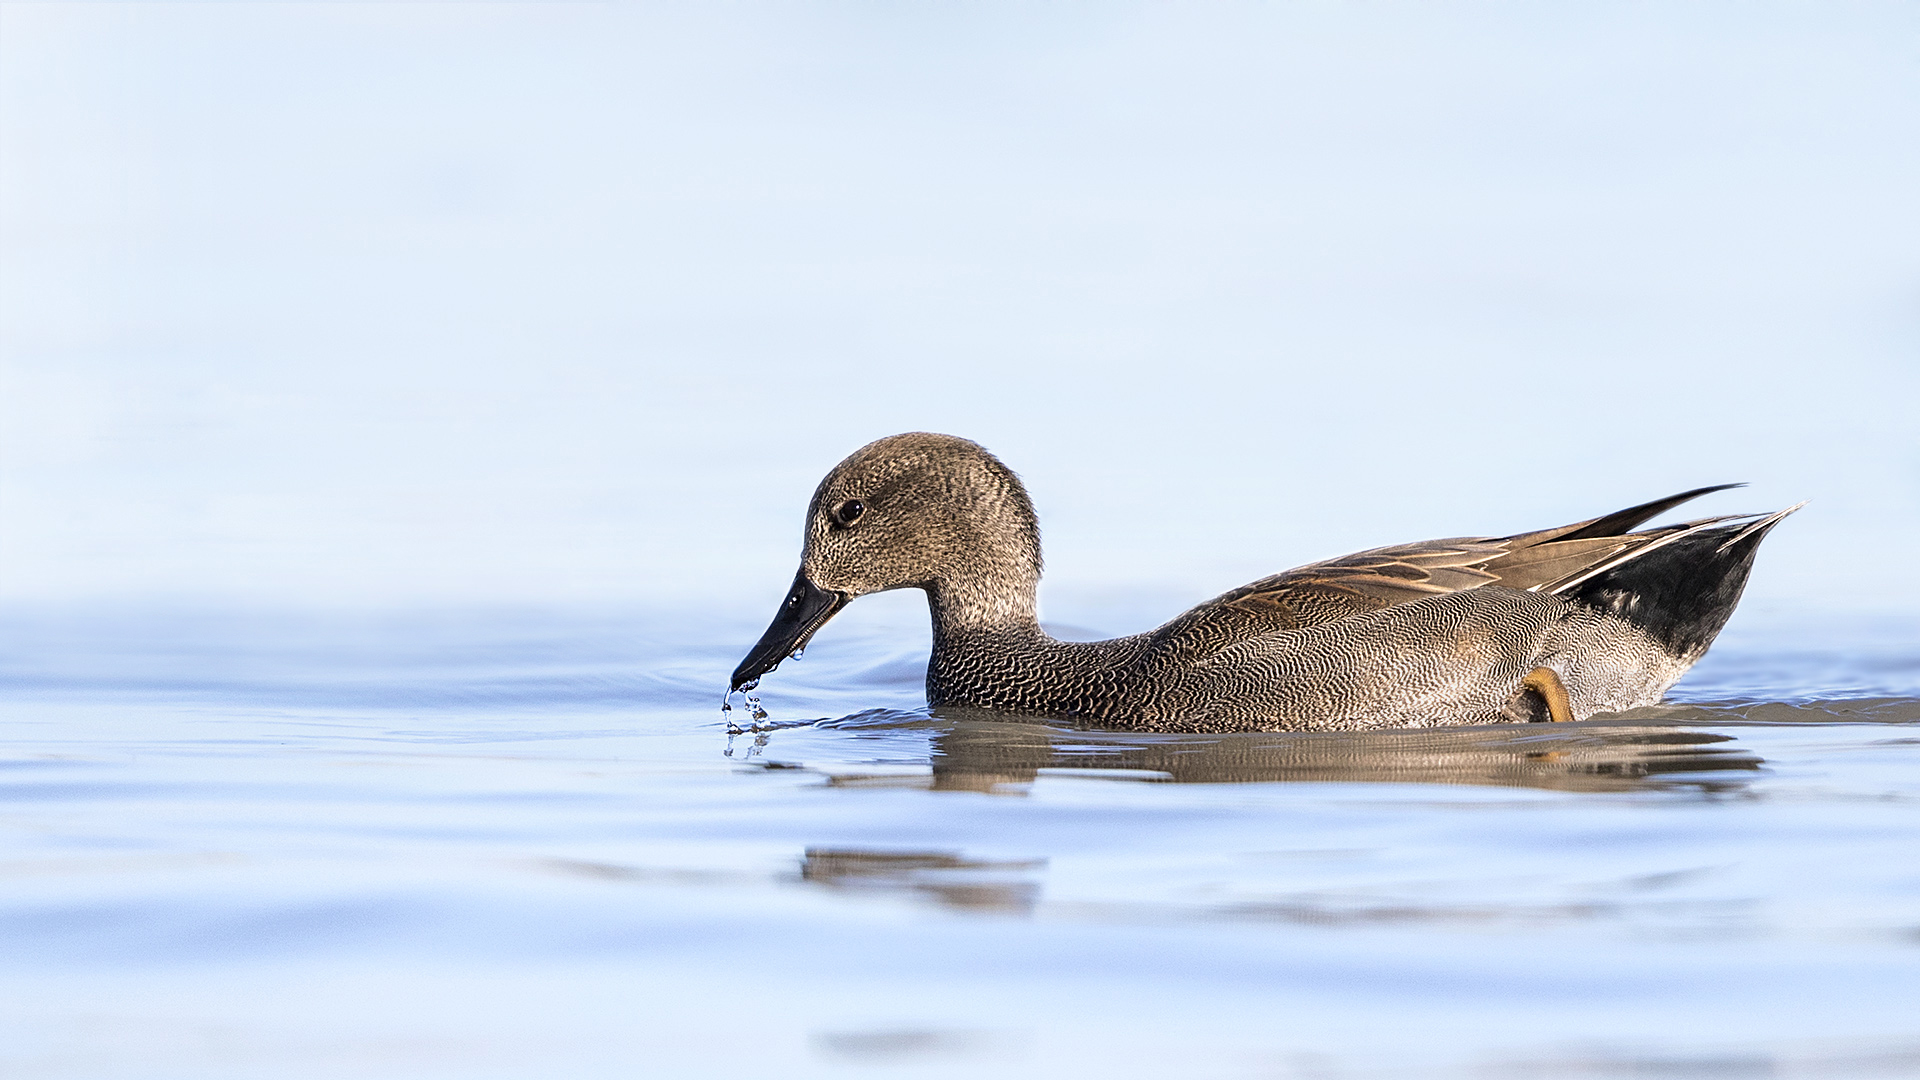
[4, 1, 1917, 623]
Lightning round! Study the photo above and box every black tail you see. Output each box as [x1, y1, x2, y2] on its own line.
[1565, 505, 1801, 661]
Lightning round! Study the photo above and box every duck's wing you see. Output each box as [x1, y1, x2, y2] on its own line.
[1149, 485, 1749, 661]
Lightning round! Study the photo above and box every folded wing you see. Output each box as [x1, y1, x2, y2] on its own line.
[1151, 484, 1754, 660]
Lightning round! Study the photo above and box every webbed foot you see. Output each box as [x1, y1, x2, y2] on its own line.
[1518, 666, 1574, 723]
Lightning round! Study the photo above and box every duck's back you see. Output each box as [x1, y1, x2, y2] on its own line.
[1149, 485, 1763, 665]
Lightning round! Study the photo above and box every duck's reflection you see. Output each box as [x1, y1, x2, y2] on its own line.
[799, 848, 1046, 914]
[922, 709, 1763, 794]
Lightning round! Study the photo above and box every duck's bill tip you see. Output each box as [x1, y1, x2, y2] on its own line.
[730, 571, 846, 692]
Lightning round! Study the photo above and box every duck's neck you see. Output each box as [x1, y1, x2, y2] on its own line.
[925, 571, 1044, 644]
[923, 571, 1055, 712]
[919, 494, 1046, 645]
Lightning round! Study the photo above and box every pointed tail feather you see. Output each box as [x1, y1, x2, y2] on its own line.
[1716, 501, 1807, 553]
[1504, 483, 1747, 549]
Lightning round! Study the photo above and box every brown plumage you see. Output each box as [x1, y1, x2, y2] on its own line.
[1151, 484, 1755, 660]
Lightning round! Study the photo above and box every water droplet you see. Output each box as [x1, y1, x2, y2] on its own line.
[722, 691, 748, 734]
[789, 646, 805, 660]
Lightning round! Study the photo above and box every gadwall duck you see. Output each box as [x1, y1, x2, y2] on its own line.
[731, 433, 1799, 732]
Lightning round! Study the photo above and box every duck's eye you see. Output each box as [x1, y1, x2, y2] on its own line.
[832, 499, 866, 527]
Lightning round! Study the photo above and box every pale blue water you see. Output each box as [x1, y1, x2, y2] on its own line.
[4, 601, 1918, 1078]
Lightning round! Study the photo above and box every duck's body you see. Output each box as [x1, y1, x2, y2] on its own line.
[732, 433, 1797, 732]
[919, 590, 1687, 732]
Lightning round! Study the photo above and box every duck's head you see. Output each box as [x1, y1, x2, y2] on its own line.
[730, 432, 1041, 693]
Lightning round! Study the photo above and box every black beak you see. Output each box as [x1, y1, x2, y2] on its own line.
[731, 569, 847, 692]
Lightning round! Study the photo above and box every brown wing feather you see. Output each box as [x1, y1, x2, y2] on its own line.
[1282, 540, 1508, 602]
[1151, 488, 1749, 662]
[1477, 534, 1635, 591]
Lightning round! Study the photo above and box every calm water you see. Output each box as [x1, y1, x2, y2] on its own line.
[3, 600, 1919, 1079]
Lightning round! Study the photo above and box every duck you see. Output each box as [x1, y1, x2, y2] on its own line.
[730, 433, 1799, 732]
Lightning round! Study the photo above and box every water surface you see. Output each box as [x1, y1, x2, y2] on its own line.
[3, 602, 1919, 1078]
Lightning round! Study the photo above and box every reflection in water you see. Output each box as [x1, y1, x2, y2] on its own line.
[791, 843, 1752, 931]
[799, 848, 1046, 914]
[810, 1028, 1000, 1065]
[920, 711, 1764, 794]
[1483, 1043, 1920, 1080]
